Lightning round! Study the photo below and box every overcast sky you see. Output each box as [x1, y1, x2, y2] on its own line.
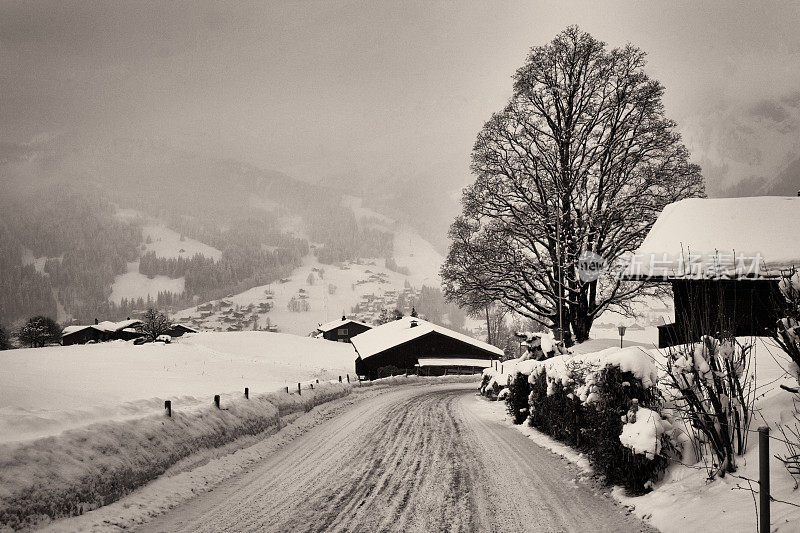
[2, 0, 798, 195]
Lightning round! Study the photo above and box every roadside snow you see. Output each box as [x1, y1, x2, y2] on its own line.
[490, 327, 800, 533]
[0, 332, 356, 443]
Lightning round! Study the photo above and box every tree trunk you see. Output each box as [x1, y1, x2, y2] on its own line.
[571, 312, 593, 344]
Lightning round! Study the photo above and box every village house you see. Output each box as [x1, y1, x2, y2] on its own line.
[352, 316, 503, 379]
[61, 318, 144, 346]
[166, 324, 199, 337]
[619, 196, 800, 347]
[316, 316, 372, 343]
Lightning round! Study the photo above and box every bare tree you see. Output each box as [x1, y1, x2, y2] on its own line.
[140, 308, 171, 340]
[442, 26, 704, 343]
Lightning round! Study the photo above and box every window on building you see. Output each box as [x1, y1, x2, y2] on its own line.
[338, 328, 348, 336]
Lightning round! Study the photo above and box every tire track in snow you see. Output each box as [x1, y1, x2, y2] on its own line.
[138, 384, 655, 533]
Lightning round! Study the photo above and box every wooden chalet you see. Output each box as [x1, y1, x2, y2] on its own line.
[352, 316, 503, 379]
[61, 325, 106, 346]
[317, 316, 372, 343]
[61, 319, 144, 345]
[619, 196, 800, 347]
[166, 323, 199, 337]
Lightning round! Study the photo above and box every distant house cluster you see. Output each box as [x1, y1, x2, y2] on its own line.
[185, 298, 277, 332]
[61, 319, 197, 346]
[350, 285, 420, 325]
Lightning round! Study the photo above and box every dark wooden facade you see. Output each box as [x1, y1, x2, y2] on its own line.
[658, 278, 785, 347]
[61, 326, 105, 346]
[355, 330, 495, 379]
[321, 321, 371, 343]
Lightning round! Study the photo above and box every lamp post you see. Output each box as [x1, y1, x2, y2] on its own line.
[618, 325, 626, 348]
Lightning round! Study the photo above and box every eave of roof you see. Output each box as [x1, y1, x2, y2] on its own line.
[317, 318, 371, 333]
[351, 317, 503, 360]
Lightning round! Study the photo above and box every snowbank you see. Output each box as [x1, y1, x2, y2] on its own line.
[486, 326, 800, 532]
[0, 332, 357, 443]
[0, 383, 351, 530]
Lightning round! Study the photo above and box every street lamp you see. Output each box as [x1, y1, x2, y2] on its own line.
[618, 325, 626, 348]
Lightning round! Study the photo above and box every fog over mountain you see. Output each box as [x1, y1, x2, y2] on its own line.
[1, 1, 799, 326]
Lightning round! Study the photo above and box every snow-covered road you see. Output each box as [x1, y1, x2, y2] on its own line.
[138, 383, 654, 533]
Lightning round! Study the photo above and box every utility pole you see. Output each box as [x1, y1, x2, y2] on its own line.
[485, 305, 492, 345]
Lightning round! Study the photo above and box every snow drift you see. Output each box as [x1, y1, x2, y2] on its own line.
[0, 383, 351, 530]
[0, 331, 357, 443]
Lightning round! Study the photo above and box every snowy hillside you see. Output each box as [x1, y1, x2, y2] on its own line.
[109, 212, 224, 304]
[0, 332, 356, 443]
[170, 197, 450, 337]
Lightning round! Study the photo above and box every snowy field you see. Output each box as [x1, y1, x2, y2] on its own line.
[140, 224, 222, 260]
[0, 332, 357, 443]
[110, 261, 186, 304]
[108, 217, 223, 304]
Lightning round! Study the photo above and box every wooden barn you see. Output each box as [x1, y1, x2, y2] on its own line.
[317, 317, 372, 343]
[61, 319, 145, 345]
[619, 196, 800, 347]
[61, 325, 106, 346]
[166, 323, 199, 337]
[352, 316, 503, 379]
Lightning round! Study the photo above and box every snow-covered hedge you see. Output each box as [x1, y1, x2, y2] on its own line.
[519, 347, 672, 494]
[0, 384, 351, 531]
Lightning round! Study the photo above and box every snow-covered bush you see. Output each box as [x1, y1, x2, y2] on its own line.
[505, 372, 531, 424]
[776, 395, 800, 488]
[480, 361, 515, 399]
[514, 330, 566, 361]
[775, 268, 800, 385]
[524, 348, 671, 494]
[662, 335, 755, 477]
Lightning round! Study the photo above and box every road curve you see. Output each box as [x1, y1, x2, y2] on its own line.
[139, 383, 654, 533]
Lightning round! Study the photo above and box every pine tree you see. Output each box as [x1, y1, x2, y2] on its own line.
[0, 326, 10, 350]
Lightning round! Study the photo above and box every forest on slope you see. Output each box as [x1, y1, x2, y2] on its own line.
[0, 138, 395, 328]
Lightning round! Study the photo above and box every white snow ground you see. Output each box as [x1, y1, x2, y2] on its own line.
[0, 332, 357, 443]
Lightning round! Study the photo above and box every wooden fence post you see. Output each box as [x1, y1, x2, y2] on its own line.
[310, 383, 314, 390]
[214, 395, 220, 409]
[285, 386, 289, 393]
[298, 383, 301, 395]
[346, 374, 350, 383]
[244, 387, 249, 399]
[759, 426, 770, 533]
[164, 400, 171, 417]
[339, 375, 342, 382]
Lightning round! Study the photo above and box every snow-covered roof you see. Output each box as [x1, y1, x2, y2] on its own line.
[317, 318, 371, 333]
[97, 319, 142, 332]
[115, 319, 143, 330]
[620, 196, 800, 280]
[351, 316, 504, 360]
[171, 323, 198, 333]
[64, 319, 143, 335]
[417, 357, 493, 367]
[62, 325, 101, 336]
